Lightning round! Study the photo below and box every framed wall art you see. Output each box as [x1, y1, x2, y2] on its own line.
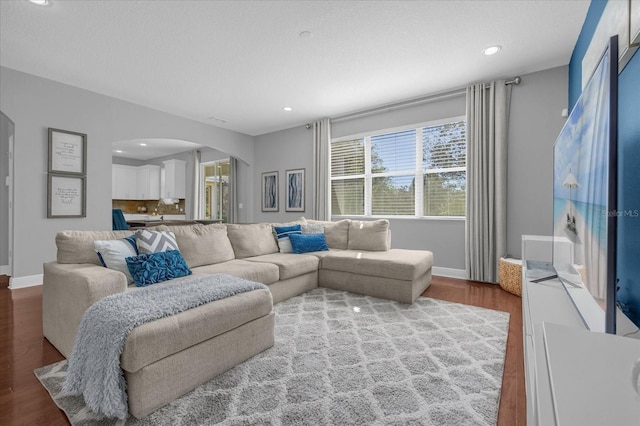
[261, 171, 279, 212]
[48, 128, 87, 175]
[47, 173, 86, 218]
[285, 168, 305, 212]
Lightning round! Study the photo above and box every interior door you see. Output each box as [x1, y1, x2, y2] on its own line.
[201, 160, 229, 222]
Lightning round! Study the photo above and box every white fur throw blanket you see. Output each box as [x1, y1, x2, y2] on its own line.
[62, 274, 268, 419]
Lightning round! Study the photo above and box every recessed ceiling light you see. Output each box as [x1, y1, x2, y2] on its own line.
[139, 143, 147, 147]
[483, 45, 502, 56]
[283, 106, 293, 112]
[29, 0, 50, 5]
[115, 150, 123, 154]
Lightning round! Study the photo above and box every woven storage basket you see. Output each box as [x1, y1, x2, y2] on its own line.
[499, 257, 522, 297]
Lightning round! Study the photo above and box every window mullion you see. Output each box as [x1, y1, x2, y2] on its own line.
[415, 128, 424, 217]
[364, 136, 372, 216]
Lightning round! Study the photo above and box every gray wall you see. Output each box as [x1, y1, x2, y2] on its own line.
[507, 65, 568, 257]
[0, 112, 12, 269]
[254, 125, 314, 223]
[112, 156, 145, 167]
[252, 66, 569, 271]
[0, 66, 255, 280]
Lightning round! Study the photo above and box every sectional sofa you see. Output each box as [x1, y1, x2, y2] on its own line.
[42, 218, 433, 417]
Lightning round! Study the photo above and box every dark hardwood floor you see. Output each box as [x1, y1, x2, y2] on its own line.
[0, 274, 525, 426]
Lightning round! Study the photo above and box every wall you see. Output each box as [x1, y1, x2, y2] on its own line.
[254, 126, 314, 224]
[568, 0, 640, 326]
[253, 67, 568, 272]
[0, 67, 255, 284]
[507, 66, 569, 257]
[112, 156, 145, 167]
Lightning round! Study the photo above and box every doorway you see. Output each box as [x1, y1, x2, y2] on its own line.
[0, 111, 14, 277]
[201, 159, 229, 222]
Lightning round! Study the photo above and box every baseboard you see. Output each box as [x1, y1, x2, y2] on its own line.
[0, 265, 9, 276]
[9, 273, 43, 289]
[432, 266, 467, 279]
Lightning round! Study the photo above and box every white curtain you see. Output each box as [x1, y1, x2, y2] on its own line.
[313, 118, 331, 220]
[191, 150, 201, 220]
[228, 157, 238, 223]
[465, 81, 511, 283]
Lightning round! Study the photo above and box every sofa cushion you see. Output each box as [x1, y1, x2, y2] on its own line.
[244, 253, 319, 280]
[121, 287, 273, 373]
[134, 229, 179, 254]
[301, 223, 324, 234]
[126, 250, 192, 287]
[306, 249, 344, 260]
[57, 230, 134, 265]
[347, 219, 390, 251]
[192, 259, 280, 284]
[94, 235, 139, 283]
[289, 233, 329, 254]
[227, 224, 279, 258]
[306, 219, 350, 249]
[156, 224, 235, 267]
[321, 249, 432, 281]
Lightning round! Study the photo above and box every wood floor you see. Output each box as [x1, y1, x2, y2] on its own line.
[0, 275, 525, 426]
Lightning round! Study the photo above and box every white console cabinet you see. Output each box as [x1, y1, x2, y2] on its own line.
[521, 235, 640, 426]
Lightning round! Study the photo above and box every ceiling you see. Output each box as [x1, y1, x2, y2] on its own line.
[1, 0, 590, 137]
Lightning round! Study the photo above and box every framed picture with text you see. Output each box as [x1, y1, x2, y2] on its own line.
[47, 173, 86, 218]
[285, 168, 305, 212]
[261, 171, 279, 212]
[48, 128, 87, 175]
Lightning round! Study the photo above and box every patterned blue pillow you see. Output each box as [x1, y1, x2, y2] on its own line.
[274, 224, 302, 253]
[288, 233, 329, 254]
[125, 250, 192, 287]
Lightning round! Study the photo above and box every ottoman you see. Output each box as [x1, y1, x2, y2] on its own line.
[318, 249, 434, 303]
[120, 287, 274, 418]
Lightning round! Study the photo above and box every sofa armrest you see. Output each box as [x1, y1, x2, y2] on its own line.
[42, 262, 128, 358]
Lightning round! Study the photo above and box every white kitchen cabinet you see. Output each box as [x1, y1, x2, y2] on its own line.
[112, 164, 138, 199]
[161, 159, 186, 199]
[136, 165, 160, 200]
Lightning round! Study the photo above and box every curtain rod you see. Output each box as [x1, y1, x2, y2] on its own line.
[330, 76, 521, 124]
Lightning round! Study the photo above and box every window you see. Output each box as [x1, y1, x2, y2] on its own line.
[330, 117, 466, 217]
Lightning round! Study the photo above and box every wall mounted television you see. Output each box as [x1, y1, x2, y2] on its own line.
[552, 35, 630, 334]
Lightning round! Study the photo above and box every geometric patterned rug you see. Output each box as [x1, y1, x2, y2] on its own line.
[35, 288, 510, 425]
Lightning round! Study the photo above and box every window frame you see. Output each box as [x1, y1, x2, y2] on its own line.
[330, 115, 466, 220]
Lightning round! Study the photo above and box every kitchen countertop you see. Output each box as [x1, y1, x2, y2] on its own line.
[126, 219, 221, 228]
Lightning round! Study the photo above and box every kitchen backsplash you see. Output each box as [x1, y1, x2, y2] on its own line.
[112, 199, 186, 215]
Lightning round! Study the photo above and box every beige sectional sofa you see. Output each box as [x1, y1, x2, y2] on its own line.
[42, 217, 433, 418]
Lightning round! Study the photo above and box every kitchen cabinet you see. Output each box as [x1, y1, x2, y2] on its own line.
[112, 164, 137, 199]
[136, 165, 160, 200]
[161, 159, 186, 199]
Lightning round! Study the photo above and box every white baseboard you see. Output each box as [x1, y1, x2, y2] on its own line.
[432, 266, 467, 280]
[0, 265, 9, 276]
[9, 273, 43, 289]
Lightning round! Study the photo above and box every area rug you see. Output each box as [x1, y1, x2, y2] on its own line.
[35, 288, 510, 425]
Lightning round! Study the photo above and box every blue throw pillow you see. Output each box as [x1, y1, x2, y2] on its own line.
[125, 250, 192, 287]
[274, 224, 302, 253]
[288, 233, 329, 254]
